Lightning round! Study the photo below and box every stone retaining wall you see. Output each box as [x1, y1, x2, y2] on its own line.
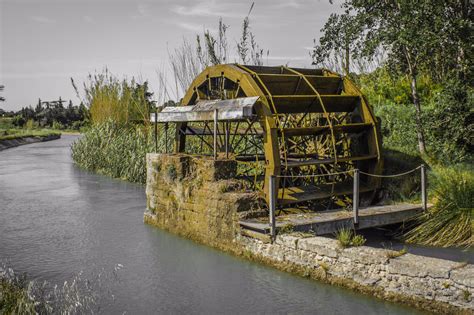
[145, 153, 260, 245]
[145, 153, 474, 314]
[240, 234, 473, 313]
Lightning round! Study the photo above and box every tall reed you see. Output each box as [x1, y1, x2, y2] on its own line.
[403, 165, 473, 247]
[71, 120, 169, 184]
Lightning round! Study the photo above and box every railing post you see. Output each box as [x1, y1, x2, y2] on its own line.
[269, 175, 276, 243]
[421, 164, 427, 211]
[213, 109, 218, 160]
[164, 122, 168, 154]
[225, 121, 229, 159]
[353, 169, 359, 225]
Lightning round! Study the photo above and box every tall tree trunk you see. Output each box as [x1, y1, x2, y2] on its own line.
[344, 40, 350, 76]
[404, 48, 427, 156]
[409, 73, 427, 155]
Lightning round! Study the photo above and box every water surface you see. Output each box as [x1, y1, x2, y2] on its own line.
[0, 136, 424, 314]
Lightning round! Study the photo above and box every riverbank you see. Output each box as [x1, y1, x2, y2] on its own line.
[0, 133, 61, 151]
[2, 135, 424, 314]
[144, 153, 474, 314]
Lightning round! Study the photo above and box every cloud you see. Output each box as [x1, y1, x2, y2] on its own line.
[276, 0, 301, 9]
[175, 21, 216, 34]
[171, 1, 246, 19]
[31, 16, 55, 24]
[83, 15, 94, 23]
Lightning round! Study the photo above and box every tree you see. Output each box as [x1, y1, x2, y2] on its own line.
[0, 85, 5, 102]
[312, 0, 471, 156]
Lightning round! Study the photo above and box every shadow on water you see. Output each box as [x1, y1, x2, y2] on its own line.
[0, 135, 433, 313]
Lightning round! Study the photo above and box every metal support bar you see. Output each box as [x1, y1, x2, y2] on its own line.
[269, 175, 276, 243]
[154, 106, 158, 153]
[164, 123, 169, 154]
[353, 169, 359, 225]
[421, 164, 427, 211]
[213, 109, 218, 160]
[225, 121, 229, 159]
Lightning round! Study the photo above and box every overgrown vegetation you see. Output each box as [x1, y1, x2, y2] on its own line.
[335, 228, 366, 248]
[71, 120, 166, 184]
[3, 98, 88, 131]
[0, 128, 60, 141]
[0, 263, 116, 314]
[314, 0, 473, 247]
[403, 166, 474, 247]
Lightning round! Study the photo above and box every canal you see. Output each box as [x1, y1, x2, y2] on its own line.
[0, 135, 423, 313]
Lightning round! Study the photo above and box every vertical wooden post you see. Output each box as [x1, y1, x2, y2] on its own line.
[213, 109, 218, 160]
[269, 175, 276, 243]
[421, 164, 427, 211]
[353, 169, 359, 225]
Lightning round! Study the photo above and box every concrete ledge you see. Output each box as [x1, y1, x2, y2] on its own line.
[240, 235, 474, 313]
[0, 134, 61, 151]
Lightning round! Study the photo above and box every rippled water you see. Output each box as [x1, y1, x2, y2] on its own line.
[0, 135, 424, 314]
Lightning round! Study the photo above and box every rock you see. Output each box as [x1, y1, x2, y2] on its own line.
[275, 235, 299, 249]
[298, 237, 340, 258]
[451, 265, 474, 288]
[388, 254, 458, 279]
[341, 246, 389, 265]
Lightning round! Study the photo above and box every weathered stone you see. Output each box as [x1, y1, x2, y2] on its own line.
[298, 237, 340, 258]
[341, 246, 389, 265]
[388, 254, 458, 279]
[451, 265, 474, 288]
[275, 235, 299, 249]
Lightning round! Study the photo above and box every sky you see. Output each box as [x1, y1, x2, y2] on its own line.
[0, 0, 343, 110]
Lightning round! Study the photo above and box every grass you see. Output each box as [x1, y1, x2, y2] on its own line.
[71, 120, 168, 184]
[403, 165, 474, 247]
[335, 228, 366, 248]
[0, 128, 60, 141]
[386, 247, 408, 259]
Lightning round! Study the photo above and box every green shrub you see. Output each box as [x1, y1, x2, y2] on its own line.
[335, 228, 366, 248]
[403, 165, 474, 247]
[71, 120, 168, 184]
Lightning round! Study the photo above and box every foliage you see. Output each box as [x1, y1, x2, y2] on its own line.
[0, 129, 60, 141]
[71, 120, 168, 184]
[386, 247, 408, 259]
[73, 70, 153, 126]
[1, 263, 122, 314]
[334, 228, 366, 248]
[357, 67, 473, 164]
[313, 0, 473, 155]
[403, 165, 474, 247]
[9, 99, 88, 130]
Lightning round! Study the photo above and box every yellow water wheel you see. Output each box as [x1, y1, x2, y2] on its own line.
[175, 64, 383, 208]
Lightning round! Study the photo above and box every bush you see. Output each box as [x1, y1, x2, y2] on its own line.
[71, 120, 168, 184]
[80, 70, 153, 126]
[403, 165, 474, 247]
[335, 228, 366, 247]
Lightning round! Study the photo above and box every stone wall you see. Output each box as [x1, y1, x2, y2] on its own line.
[145, 153, 260, 245]
[145, 153, 474, 314]
[240, 234, 474, 313]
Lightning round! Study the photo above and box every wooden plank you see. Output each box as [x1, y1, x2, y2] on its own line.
[281, 123, 372, 137]
[277, 181, 374, 205]
[284, 154, 378, 168]
[259, 75, 341, 95]
[239, 204, 424, 236]
[271, 95, 359, 113]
